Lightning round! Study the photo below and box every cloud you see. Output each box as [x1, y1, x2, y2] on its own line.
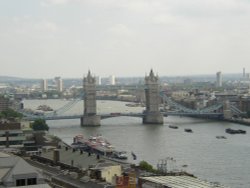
[152, 14, 177, 25]
[107, 24, 133, 37]
[34, 21, 58, 33]
[40, 0, 71, 6]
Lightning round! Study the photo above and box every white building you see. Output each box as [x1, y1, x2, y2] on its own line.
[216, 71, 222, 87]
[109, 75, 116, 85]
[95, 76, 102, 85]
[54, 77, 63, 92]
[40, 79, 48, 92]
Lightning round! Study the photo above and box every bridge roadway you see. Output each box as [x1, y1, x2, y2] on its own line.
[23, 112, 223, 121]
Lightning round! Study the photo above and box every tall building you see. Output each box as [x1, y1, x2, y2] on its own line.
[216, 71, 222, 87]
[109, 75, 116, 85]
[40, 79, 48, 92]
[243, 68, 246, 78]
[54, 77, 63, 92]
[95, 76, 102, 85]
[0, 96, 9, 112]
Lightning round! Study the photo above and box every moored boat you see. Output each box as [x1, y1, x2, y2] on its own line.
[184, 128, 193, 133]
[72, 134, 115, 156]
[216, 136, 227, 139]
[169, 125, 178, 129]
[225, 128, 246, 134]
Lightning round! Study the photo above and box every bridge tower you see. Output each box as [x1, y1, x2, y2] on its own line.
[81, 71, 101, 126]
[223, 100, 232, 120]
[143, 69, 164, 124]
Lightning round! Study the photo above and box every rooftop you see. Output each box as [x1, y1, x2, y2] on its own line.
[140, 176, 229, 188]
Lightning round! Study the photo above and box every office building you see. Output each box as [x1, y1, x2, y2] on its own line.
[0, 96, 9, 112]
[0, 121, 25, 149]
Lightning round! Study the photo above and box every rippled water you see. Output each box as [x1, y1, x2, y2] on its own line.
[23, 99, 250, 188]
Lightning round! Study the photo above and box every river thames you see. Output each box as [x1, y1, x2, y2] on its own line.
[23, 99, 250, 188]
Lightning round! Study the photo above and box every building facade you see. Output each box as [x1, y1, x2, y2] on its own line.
[55, 77, 63, 92]
[40, 79, 48, 92]
[0, 96, 9, 112]
[0, 121, 25, 149]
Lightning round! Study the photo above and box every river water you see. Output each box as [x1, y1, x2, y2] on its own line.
[23, 99, 250, 188]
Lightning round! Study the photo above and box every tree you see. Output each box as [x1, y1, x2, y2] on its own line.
[139, 160, 154, 172]
[31, 118, 49, 131]
[0, 108, 23, 119]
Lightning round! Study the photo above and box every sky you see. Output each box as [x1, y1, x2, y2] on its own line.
[0, 0, 250, 78]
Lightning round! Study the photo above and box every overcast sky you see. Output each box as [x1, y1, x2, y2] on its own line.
[0, 0, 250, 78]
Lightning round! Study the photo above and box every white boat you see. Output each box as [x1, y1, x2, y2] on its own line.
[72, 134, 115, 156]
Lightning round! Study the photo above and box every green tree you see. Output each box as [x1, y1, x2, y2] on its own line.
[31, 118, 49, 131]
[139, 160, 154, 172]
[0, 108, 23, 119]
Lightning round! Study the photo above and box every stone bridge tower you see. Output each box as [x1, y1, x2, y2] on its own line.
[143, 69, 163, 124]
[223, 100, 232, 120]
[81, 71, 100, 126]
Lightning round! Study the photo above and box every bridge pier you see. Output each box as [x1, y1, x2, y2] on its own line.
[143, 69, 163, 125]
[143, 112, 163, 124]
[81, 115, 101, 126]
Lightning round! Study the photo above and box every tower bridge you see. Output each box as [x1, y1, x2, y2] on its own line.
[21, 70, 246, 125]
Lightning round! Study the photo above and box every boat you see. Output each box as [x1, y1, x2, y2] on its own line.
[225, 128, 246, 134]
[184, 128, 193, 133]
[36, 105, 53, 111]
[216, 136, 227, 139]
[72, 134, 115, 156]
[112, 151, 128, 160]
[169, 125, 178, 129]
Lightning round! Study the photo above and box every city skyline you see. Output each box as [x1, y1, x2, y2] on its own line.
[1, 0, 250, 78]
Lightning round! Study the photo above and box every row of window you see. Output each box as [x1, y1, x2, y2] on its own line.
[16, 178, 37, 186]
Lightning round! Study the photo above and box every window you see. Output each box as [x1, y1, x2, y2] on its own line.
[16, 179, 25, 186]
[27, 178, 37, 185]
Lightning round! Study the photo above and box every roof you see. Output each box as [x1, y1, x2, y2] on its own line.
[0, 152, 44, 184]
[140, 176, 229, 188]
[9, 184, 51, 188]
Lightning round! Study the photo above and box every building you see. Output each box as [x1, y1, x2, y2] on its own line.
[0, 96, 9, 112]
[95, 76, 102, 85]
[0, 152, 50, 187]
[138, 176, 228, 188]
[54, 77, 63, 92]
[109, 75, 116, 85]
[0, 121, 25, 149]
[216, 71, 222, 87]
[89, 163, 122, 184]
[40, 79, 48, 92]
